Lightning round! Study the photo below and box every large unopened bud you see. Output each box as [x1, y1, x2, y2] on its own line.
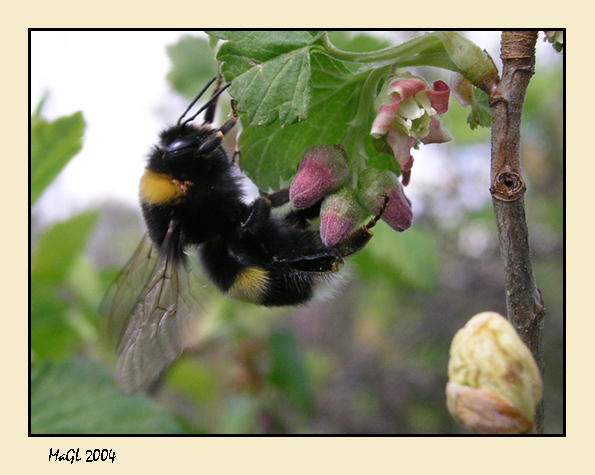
[446, 312, 543, 434]
[358, 168, 412, 232]
[290, 144, 350, 209]
[320, 187, 363, 247]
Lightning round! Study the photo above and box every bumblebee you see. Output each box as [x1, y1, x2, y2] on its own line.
[101, 78, 385, 393]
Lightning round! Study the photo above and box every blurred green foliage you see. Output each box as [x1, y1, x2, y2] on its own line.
[31, 106, 85, 206]
[31, 211, 97, 359]
[166, 35, 219, 100]
[30, 106, 184, 434]
[31, 358, 183, 434]
[30, 32, 563, 434]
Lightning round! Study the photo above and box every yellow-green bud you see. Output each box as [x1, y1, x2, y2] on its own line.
[446, 312, 543, 434]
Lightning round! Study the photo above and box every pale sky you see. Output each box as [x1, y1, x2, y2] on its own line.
[31, 31, 200, 224]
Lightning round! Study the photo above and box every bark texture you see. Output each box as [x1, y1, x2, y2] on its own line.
[489, 31, 546, 432]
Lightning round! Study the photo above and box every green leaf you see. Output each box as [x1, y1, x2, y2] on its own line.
[238, 52, 393, 191]
[166, 35, 219, 100]
[31, 358, 183, 434]
[209, 31, 317, 127]
[467, 89, 492, 130]
[230, 48, 312, 127]
[31, 110, 85, 206]
[208, 31, 315, 69]
[31, 211, 98, 284]
[268, 330, 314, 413]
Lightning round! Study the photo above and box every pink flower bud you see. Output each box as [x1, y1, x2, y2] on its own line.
[290, 144, 350, 209]
[358, 168, 412, 232]
[320, 187, 363, 247]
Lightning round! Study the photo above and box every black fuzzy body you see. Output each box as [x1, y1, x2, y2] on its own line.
[141, 123, 338, 306]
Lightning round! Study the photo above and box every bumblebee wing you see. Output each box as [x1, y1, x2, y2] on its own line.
[99, 234, 160, 352]
[100, 222, 203, 393]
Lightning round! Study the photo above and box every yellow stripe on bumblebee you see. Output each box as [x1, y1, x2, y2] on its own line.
[139, 168, 192, 206]
[227, 267, 271, 304]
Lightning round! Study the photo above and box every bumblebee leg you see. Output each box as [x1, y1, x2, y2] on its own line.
[274, 250, 344, 273]
[267, 188, 290, 207]
[266, 187, 324, 229]
[265, 186, 323, 221]
[331, 227, 374, 258]
[197, 115, 238, 155]
[242, 188, 316, 233]
[266, 188, 323, 220]
[241, 197, 272, 235]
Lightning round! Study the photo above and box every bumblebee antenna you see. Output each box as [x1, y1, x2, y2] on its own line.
[176, 77, 217, 125]
[203, 76, 224, 125]
[178, 81, 231, 127]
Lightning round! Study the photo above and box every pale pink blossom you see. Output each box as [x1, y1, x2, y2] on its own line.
[371, 75, 452, 181]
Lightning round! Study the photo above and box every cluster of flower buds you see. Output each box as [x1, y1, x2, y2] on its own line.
[371, 74, 452, 185]
[289, 144, 412, 247]
[446, 312, 543, 434]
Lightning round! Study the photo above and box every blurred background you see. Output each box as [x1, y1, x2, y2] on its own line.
[30, 31, 563, 434]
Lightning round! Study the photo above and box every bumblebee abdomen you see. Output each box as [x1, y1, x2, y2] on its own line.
[220, 264, 325, 306]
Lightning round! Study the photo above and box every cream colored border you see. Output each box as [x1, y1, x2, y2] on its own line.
[16, 6, 578, 473]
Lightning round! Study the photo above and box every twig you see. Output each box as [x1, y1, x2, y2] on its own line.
[489, 30, 546, 432]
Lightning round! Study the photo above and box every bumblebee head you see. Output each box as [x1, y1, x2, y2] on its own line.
[163, 130, 201, 158]
[141, 79, 238, 207]
[160, 125, 223, 159]
[152, 125, 224, 176]
[147, 78, 236, 175]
